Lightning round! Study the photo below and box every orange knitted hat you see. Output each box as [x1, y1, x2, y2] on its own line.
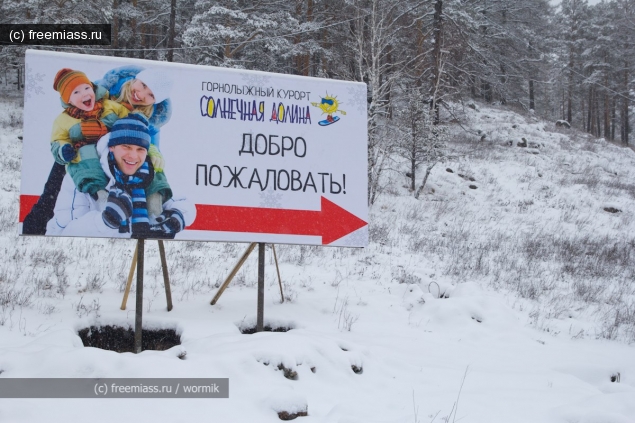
[53, 68, 91, 103]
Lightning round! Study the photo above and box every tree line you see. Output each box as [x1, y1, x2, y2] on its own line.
[1, 0, 633, 200]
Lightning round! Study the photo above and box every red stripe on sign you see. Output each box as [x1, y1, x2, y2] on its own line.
[188, 196, 367, 245]
[19, 195, 40, 223]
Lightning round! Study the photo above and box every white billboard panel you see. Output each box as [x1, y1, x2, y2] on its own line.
[19, 50, 368, 246]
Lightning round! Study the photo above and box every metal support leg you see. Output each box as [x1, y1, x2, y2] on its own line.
[134, 238, 144, 354]
[256, 243, 265, 332]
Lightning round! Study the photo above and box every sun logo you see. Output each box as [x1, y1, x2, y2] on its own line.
[311, 94, 346, 126]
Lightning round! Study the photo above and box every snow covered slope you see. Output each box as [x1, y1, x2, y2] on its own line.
[0, 97, 633, 423]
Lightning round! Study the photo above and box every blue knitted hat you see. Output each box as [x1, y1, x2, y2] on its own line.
[108, 113, 151, 150]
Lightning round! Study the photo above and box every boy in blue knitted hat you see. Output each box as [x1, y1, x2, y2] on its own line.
[102, 113, 184, 238]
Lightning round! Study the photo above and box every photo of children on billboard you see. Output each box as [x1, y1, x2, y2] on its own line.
[21, 61, 195, 239]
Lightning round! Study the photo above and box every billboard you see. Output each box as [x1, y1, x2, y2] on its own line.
[19, 50, 368, 247]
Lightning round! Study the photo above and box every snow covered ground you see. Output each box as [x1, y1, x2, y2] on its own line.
[0, 95, 634, 422]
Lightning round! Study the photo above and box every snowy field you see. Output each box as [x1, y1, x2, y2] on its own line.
[0, 95, 634, 422]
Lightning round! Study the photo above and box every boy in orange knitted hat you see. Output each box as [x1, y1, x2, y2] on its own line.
[50, 68, 129, 203]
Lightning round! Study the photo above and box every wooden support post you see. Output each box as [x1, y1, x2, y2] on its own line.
[122, 241, 173, 311]
[120, 243, 138, 310]
[134, 238, 144, 354]
[210, 243, 257, 305]
[210, 243, 284, 333]
[271, 244, 284, 303]
[256, 243, 265, 332]
[157, 240, 173, 311]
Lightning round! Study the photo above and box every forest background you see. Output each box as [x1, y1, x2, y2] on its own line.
[1, 0, 633, 205]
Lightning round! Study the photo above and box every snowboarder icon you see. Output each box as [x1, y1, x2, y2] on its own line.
[312, 94, 346, 126]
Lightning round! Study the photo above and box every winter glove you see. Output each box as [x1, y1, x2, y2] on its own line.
[154, 208, 185, 234]
[80, 119, 108, 143]
[131, 221, 152, 238]
[59, 144, 77, 163]
[102, 188, 132, 233]
[132, 223, 171, 239]
[148, 145, 165, 172]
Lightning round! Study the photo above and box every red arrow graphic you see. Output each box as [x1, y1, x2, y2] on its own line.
[188, 196, 367, 245]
